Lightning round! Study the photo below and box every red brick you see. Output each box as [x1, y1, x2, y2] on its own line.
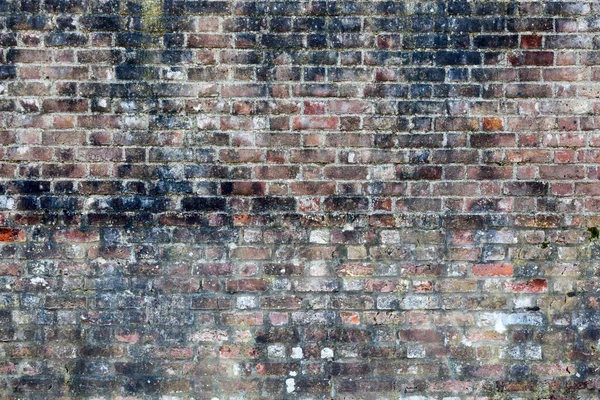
[472, 263, 513, 277]
[226, 279, 269, 292]
[290, 182, 336, 195]
[0, 262, 23, 276]
[521, 35, 542, 49]
[78, 115, 121, 129]
[188, 34, 232, 48]
[482, 117, 504, 131]
[505, 279, 548, 293]
[325, 166, 368, 180]
[54, 229, 100, 243]
[506, 84, 552, 98]
[42, 99, 88, 113]
[539, 165, 585, 180]
[544, 67, 589, 81]
[0, 228, 25, 242]
[254, 165, 299, 179]
[230, 247, 271, 260]
[292, 116, 339, 130]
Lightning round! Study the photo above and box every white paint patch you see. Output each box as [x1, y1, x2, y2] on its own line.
[164, 69, 184, 80]
[309, 230, 329, 244]
[461, 336, 473, 347]
[407, 365, 419, 375]
[268, 344, 286, 358]
[124, 116, 146, 129]
[514, 296, 534, 309]
[0, 196, 15, 210]
[253, 117, 267, 129]
[291, 347, 303, 359]
[340, 348, 358, 358]
[30, 277, 49, 287]
[236, 296, 256, 310]
[495, 316, 507, 333]
[21, 99, 38, 108]
[309, 261, 327, 277]
[120, 100, 137, 112]
[285, 378, 295, 393]
[407, 344, 425, 359]
[321, 347, 334, 359]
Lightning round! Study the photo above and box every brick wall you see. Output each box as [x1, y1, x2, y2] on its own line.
[1, 0, 600, 398]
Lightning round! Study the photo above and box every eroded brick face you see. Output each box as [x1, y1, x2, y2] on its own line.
[0, 0, 600, 398]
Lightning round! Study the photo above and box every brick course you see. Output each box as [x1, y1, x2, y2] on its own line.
[0, 0, 600, 398]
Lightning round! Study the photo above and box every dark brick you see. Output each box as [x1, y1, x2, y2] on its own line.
[473, 34, 518, 48]
[252, 197, 296, 212]
[504, 182, 549, 196]
[181, 197, 226, 211]
[45, 32, 87, 47]
[80, 15, 122, 31]
[324, 196, 369, 212]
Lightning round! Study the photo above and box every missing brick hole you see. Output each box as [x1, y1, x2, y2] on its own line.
[588, 227, 599, 240]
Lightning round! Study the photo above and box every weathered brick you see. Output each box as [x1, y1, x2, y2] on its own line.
[0, 1, 595, 397]
[226, 279, 269, 292]
[473, 263, 514, 277]
[325, 166, 368, 180]
[181, 197, 226, 211]
[504, 182, 549, 196]
[505, 279, 548, 293]
[221, 182, 265, 196]
[292, 116, 339, 130]
[506, 84, 553, 98]
[0, 229, 25, 242]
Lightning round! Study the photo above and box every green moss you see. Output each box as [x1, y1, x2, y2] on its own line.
[588, 227, 599, 240]
[140, 0, 163, 32]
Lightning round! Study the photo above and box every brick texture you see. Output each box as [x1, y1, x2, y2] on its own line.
[0, 0, 600, 398]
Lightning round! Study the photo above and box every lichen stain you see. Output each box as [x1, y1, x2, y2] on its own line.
[139, 0, 164, 32]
